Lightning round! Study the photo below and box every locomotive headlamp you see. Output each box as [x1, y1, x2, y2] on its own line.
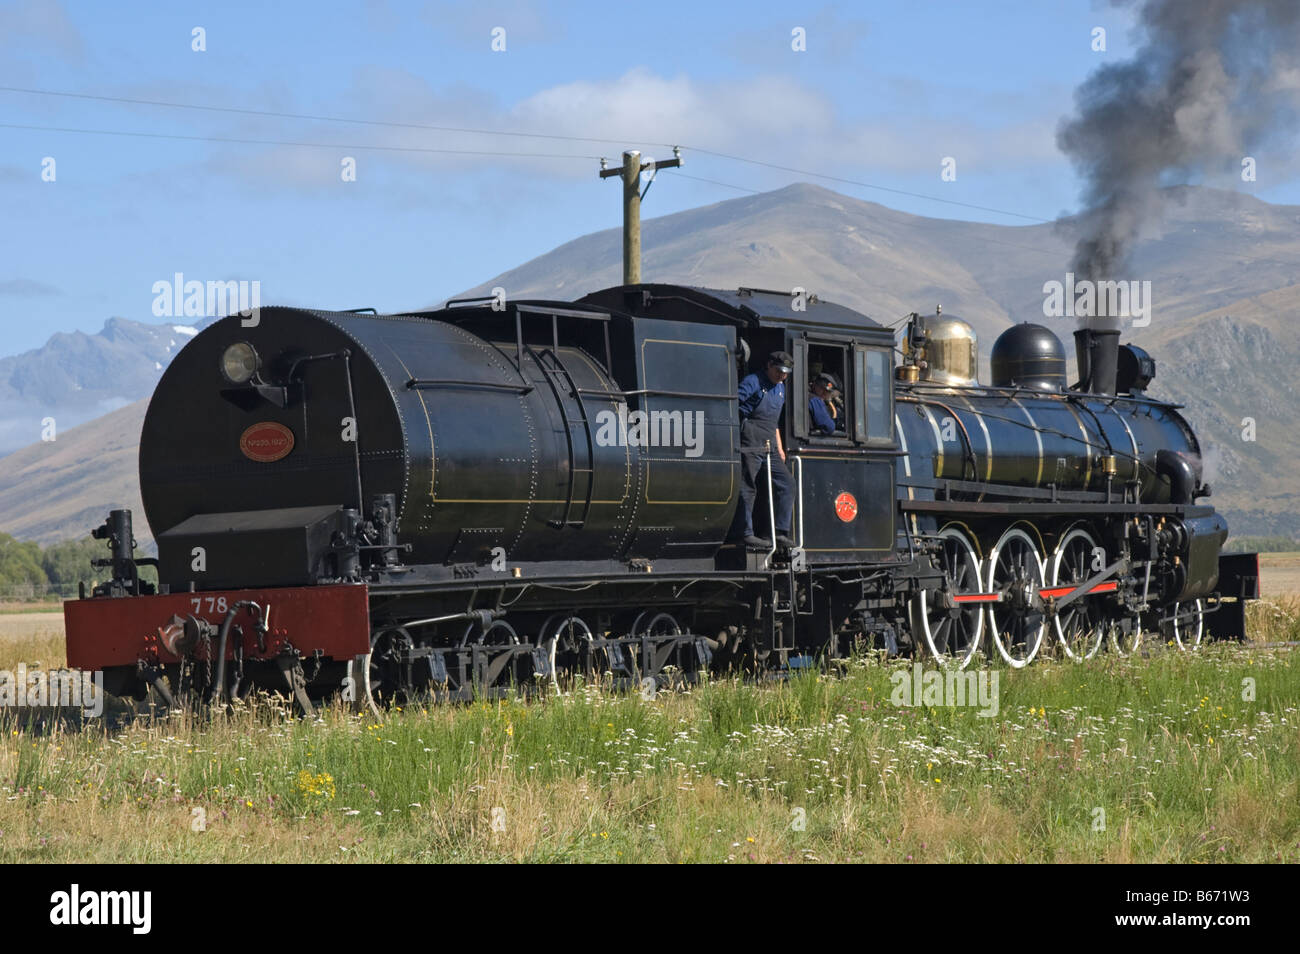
[220, 341, 260, 384]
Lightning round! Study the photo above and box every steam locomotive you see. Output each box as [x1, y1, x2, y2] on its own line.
[64, 284, 1259, 712]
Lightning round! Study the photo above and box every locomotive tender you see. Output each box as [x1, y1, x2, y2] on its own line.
[65, 284, 1259, 711]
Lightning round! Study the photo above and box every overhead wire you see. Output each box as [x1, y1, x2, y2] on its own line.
[0, 121, 604, 160]
[0, 84, 675, 150]
[4, 83, 1300, 270]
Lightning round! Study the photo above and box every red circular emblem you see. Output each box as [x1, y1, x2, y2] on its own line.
[834, 491, 858, 522]
[239, 422, 295, 462]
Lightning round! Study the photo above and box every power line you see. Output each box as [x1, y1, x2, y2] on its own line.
[5, 85, 1041, 222]
[0, 84, 1054, 223]
[5, 84, 1298, 272]
[674, 171, 761, 193]
[682, 146, 1045, 223]
[665, 165, 1300, 273]
[0, 122, 602, 160]
[0, 84, 675, 151]
[668, 169, 1069, 262]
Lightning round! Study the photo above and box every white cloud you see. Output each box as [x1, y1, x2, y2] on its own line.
[510, 68, 1060, 176]
[141, 65, 1064, 194]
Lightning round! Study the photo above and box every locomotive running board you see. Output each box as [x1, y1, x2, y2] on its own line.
[901, 498, 1215, 517]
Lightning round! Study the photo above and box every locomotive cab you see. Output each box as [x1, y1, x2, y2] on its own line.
[786, 329, 898, 562]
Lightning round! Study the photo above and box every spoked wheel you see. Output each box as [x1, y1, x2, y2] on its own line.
[1106, 614, 1145, 656]
[1165, 599, 1205, 651]
[630, 611, 691, 689]
[454, 619, 524, 697]
[986, 527, 1047, 668]
[1050, 528, 1106, 661]
[461, 619, 520, 647]
[909, 526, 985, 669]
[631, 611, 682, 640]
[541, 615, 595, 692]
[368, 626, 414, 707]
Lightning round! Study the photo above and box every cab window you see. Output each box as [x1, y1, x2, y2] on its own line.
[806, 343, 848, 439]
[853, 346, 894, 444]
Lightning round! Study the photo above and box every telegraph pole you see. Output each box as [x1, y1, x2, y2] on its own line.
[599, 146, 682, 284]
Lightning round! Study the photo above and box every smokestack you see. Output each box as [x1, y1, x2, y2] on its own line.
[1074, 328, 1120, 395]
[1056, 0, 1300, 330]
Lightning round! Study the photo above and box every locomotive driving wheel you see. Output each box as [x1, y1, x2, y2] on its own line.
[368, 626, 415, 706]
[1107, 611, 1146, 656]
[1165, 599, 1205, 651]
[1050, 528, 1107, 661]
[986, 526, 1047, 668]
[540, 615, 596, 692]
[910, 526, 985, 669]
[461, 619, 520, 647]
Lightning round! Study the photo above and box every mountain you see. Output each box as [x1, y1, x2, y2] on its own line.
[1138, 283, 1300, 537]
[0, 316, 210, 456]
[2, 182, 1298, 542]
[0, 398, 148, 546]
[452, 182, 1300, 347]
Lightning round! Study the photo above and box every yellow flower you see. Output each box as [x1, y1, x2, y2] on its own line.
[506, 723, 514, 738]
[296, 770, 336, 801]
[746, 837, 755, 843]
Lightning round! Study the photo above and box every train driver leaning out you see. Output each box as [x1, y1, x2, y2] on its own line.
[735, 350, 796, 551]
[809, 371, 842, 434]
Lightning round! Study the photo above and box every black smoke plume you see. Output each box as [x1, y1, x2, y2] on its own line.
[1058, 0, 1300, 293]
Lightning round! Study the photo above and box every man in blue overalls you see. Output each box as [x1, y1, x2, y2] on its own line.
[735, 350, 795, 550]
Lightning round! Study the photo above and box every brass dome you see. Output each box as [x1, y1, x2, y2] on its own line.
[920, 317, 979, 387]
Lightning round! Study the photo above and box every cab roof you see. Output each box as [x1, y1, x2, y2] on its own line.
[578, 284, 888, 337]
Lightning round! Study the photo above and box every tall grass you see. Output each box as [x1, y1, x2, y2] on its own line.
[0, 610, 1295, 862]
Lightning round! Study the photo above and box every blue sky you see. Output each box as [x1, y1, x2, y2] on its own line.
[0, 0, 1292, 355]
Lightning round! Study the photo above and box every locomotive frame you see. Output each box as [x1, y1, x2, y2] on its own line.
[65, 283, 1261, 712]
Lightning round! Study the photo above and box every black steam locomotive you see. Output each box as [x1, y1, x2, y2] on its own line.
[65, 284, 1259, 711]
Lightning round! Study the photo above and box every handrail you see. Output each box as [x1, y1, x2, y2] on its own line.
[763, 441, 777, 569]
[405, 379, 534, 394]
[576, 387, 734, 400]
[794, 455, 805, 552]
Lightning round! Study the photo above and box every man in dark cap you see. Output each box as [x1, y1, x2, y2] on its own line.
[735, 350, 795, 550]
[809, 371, 842, 434]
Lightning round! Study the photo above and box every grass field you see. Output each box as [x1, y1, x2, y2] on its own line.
[1258, 551, 1300, 597]
[0, 596, 1296, 862]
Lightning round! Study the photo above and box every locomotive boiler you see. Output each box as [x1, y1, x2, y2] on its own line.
[64, 284, 1259, 711]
